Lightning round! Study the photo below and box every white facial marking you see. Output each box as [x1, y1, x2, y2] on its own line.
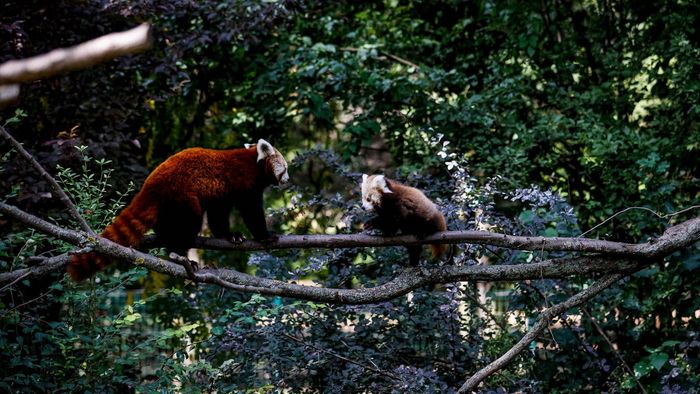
[273, 159, 289, 185]
[361, 174, 390, 211]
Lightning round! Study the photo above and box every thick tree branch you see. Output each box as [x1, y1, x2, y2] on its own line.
[0, 24, 151, 105]
[0, 125, 95, 235]
[2, 202, 698, 305]
[0, 24, 152, 85]
[149, 215, 699, 258]
[457, 273, 626, 393]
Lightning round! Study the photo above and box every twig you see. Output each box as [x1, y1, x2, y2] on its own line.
[457, 274, 625, 393]
[168, 252, 197, 280]
[581, 307, 647, 394]
[579, 205, 700, 238]
[339, 47, 420, 70]
[281, 333, 400, 381]
[3, 288, 55, 315]
[0, 271, 30, 293]
[0, 124, 95, 235]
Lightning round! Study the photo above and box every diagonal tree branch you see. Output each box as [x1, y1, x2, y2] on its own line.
[0, 24, 152, 85]
[0, 124, 95, 235]
[457, 273, 626, 393]
[0, 24, 152, 105]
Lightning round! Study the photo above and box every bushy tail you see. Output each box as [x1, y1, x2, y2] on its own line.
[430, 211, 450, 260]
[68, 192, 158, 281]
[430, 243, 450, 260]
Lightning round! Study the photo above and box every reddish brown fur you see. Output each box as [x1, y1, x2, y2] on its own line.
[68, 145, 284, 280]
[363, 177, 448, 265]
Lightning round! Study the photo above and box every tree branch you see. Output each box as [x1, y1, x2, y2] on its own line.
[145, 215, 698, 258]
[0, 24, 152, 85]
[581, 307, 647, 394]
[457, 273, 626, 393]
[339, 47, 421, 70]
[0, 24, 152, 106]
[3, 201, 698, 304]
[0, 124, 95, 235]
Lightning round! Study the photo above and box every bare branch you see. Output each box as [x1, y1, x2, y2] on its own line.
[0, 254, 72, 288]
[339, 46, 420, 70]
[145, 215, 698, 258]
[0, 84, 19, 103]
[0, 125, 95, 235]
[0, 24, 152, 85]
[457, 274, 625, 393]
[281, 333, 400, 381]
[581, 307, 647, 394]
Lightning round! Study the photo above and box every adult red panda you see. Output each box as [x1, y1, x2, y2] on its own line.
[67, 139, 289, 281]
[361, 174, 449, 266]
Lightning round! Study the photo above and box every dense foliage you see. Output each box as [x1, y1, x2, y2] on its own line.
[1, 0, 699, 392]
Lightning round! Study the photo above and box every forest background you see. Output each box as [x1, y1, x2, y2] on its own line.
[1, 0, 699, 392]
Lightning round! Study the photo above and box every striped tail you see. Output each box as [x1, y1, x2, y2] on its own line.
[430, 211, 449, 260]
[68, 192, 158, 281]
[430, 243, 450, 260]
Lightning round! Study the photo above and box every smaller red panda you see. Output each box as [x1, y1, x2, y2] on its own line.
[361, 174, 449, 266]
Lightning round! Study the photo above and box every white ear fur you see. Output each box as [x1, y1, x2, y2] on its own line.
[244, 143, 254, 149]
[362, 174, 368, 183]
[375, 175, 392, 194]
[256, 139, 274, 161]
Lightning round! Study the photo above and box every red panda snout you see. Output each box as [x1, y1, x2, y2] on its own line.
[256, 139, 289, 186]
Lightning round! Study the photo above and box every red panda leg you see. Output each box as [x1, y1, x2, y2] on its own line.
[154, 200, 203, 255]
[206, 202, 234, 240]
[406, 245, 422, 266]
[238, 194, 275, 241]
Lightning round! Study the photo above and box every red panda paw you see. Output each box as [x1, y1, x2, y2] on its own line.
[230, 232, 246, 243]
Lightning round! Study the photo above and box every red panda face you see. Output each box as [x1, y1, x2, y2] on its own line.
[361, 174, 391, 211]
[256, 139, 289, 186]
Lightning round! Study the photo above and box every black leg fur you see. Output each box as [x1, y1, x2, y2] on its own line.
[155, 201, 202, 255]
[238, 195, 274, 241]
[207, 202, 233, 239]
[406, 245, 422, 266]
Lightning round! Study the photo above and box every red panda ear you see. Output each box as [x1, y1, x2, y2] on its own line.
[256, 139, 274, 162]
[362, 174, 368, 183]
[244, 143, 255, 149]
[376, 175, 392, 194]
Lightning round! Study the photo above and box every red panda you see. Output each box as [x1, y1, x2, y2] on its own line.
[361, 174, 449, 266]
[67, 139, 289, 281]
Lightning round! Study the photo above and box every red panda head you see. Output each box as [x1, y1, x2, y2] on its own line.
[361, 174, 392, 211]
[249, 139, 289, 186]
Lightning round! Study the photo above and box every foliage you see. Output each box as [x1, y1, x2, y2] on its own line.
[1, 0, 700, 392]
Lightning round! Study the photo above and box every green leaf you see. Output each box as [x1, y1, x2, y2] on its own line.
[649, 352, 669, 371]
[634, 359, 652, 377]
[518, 210, 535, 223]
[544, 227, 558, 237]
